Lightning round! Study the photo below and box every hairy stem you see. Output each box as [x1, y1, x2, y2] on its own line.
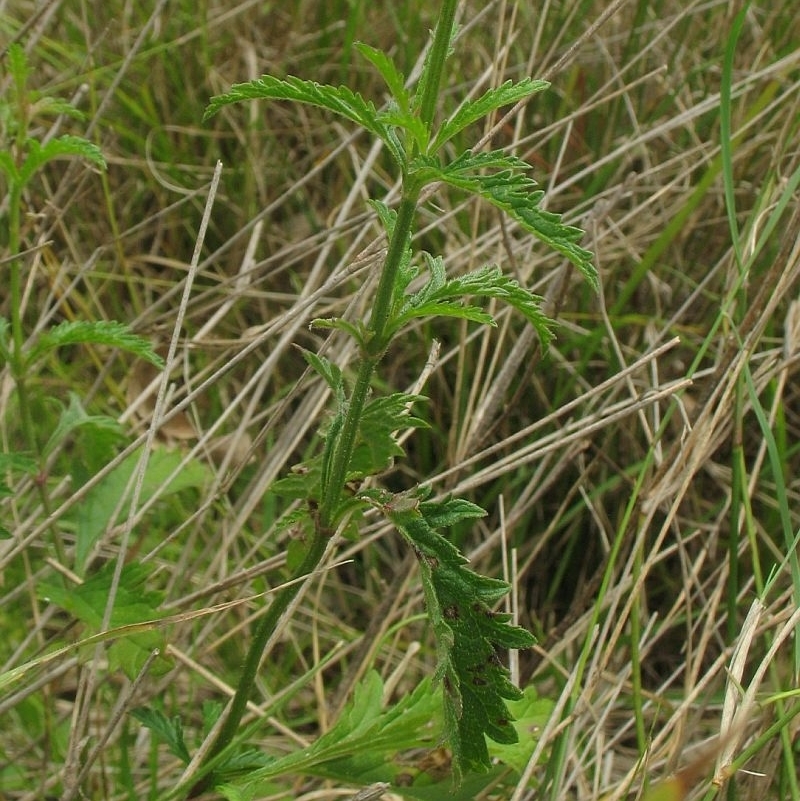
[189, 2, 458, 790]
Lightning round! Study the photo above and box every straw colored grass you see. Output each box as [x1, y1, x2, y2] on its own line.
[1, 1, 799, 799]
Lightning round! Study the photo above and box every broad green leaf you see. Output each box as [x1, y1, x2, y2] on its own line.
[204, 75, 406, 168]
[431, 78, 550, 153]
[377, 489, 536, 781]
[393, 257, 553, 345]
[25, 320, 162, 370]
[412, 151, 597, 288]
[37, 561, 168, 679]
[71, 446, 211, 573]
[131, 707, 191, 763]
[355, 42, 410, 112]
[43, 392, 123, 459]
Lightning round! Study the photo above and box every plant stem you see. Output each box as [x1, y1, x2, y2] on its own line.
[189, 3, 460, 791]
[188, 526, 328, 797]
[319, 190, 419, 529]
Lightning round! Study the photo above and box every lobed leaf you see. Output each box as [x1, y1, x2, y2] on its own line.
[131, 707, 191, 763]
[413, 151, 597, 287]
[431, 78, 550, 153]
[224, 671, 440, 795]
[18, 135, 105, 187]
[37, 561, 168, 679]
[377, 489, 536, 781]
[204, 75, 406, 168]
[393, 257, 553, 345]
[43, 392, 123, 459]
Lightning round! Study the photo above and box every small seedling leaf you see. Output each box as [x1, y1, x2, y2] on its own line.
[132, 707, 191, 763]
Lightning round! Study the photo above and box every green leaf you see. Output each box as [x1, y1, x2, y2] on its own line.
[228, 672, 441, 793]
[309, 317, 371, 349]
[0, 151, 20, 186]
[37, 561, 168, 680]
[30, 95, 86, 122]
[301, 349, 345, 400]
[431, 78, 550, 153]
[25, 320, 163, 370]
[412, 151, 597, 287]
[70, 446, 211, 573]
[355, 42, 410, 112]
[7, 43, 29, 93]
[487, 685, 553, 773]
[351, 392, 429, 479]
[18, 135, 105, 187]
[43, 392, 123, 459]
[377, 489, 536, 782]
[0, 317, 11, 364]
[131, 707, 191, 763]
[204, 75, 406, 168]
[393, 257, 553, 345]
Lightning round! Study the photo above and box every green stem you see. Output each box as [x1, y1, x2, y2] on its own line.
[188, 527, 328, 797]
[189, 2, 460, 790]
[318, 191, 419, 529]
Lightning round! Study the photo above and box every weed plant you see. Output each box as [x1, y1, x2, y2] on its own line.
[1, 2, 800, 801]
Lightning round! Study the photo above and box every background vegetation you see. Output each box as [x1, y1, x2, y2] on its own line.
[1, 1, 799, 799]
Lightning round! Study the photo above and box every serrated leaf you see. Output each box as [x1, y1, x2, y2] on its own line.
[355, 43, 410, 112]
[18, 135, 105, 186]
[131, 707, 191, 763]
[431, 78, 550, 152]
[393, 258, 553, 345]
[25, 320, 163, 370]
[412, 151, 597, 287]
[309, 317, 370, 348]
[301, 349, 345, 400]
[380, 490, 536, 782]
[204, 75, 406, 168]
[30, 95, 86, 121]
[487, 686, 553, 773]
[228, 671, 440, 794]
[350, 392, 429, 479]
